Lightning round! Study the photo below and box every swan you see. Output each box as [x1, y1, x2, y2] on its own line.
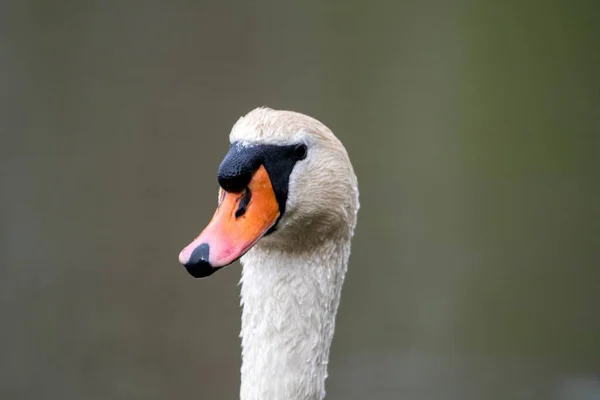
[178, 107, 359, 400]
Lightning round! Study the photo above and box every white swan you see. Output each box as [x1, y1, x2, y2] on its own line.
[179, 107, 359, 400]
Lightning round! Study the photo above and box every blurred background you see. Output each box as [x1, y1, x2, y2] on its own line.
[1, 1, 599, 399]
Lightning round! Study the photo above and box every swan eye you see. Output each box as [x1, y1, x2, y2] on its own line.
[293, 144, 307, 161]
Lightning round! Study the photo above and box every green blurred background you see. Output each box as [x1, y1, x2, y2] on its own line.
[1, 1, 599, 399]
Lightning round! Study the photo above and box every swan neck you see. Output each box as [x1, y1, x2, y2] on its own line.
[239, 239, 349, 400]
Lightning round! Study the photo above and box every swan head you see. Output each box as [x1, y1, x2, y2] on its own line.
[178, 107, 359, 278]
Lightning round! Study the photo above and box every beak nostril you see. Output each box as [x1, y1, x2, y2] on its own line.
[235, 187, 252, 219]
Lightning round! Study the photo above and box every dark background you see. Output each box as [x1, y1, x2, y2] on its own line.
[1, 1, 599, 399]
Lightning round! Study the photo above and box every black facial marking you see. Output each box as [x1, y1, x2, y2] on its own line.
[217, 142, 307, 229]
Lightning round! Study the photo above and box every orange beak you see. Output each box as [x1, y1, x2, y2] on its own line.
[178, 165, 280, 277]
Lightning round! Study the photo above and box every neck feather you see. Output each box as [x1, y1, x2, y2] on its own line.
[238, 237, 350, 400]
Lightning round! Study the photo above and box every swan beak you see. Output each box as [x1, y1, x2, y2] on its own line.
[178, 165, 280, 278]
